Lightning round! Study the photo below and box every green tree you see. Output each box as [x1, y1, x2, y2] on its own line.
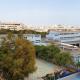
[47, 45, 60, 62]
[35, 45, 73, 66]
[35, 45, 61, 62]
[54, 52, 73, 66]
[0, 33, 36, 80]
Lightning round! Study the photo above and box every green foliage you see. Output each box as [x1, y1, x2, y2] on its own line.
[0, 29, 19, 34]
[35, 45, 60, 61]
[0, 29, 47, 37]
[0, 33, 36, 80]
[55, 52, 73, 66]
[35, 45, 73, 66]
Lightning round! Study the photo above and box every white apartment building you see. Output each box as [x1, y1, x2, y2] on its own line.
[23, 34, 50, 46]
[46, 30, 80, 47]
[23, 34, 41, 44]
[0, 22, 25, 31]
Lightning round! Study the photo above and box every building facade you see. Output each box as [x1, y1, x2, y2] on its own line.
[23, 34, 41, 44]
[46, 30, 80, 47]
[0, 22, 25, 31]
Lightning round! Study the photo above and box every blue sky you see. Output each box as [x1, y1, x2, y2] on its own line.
[0, 0, 80, 25]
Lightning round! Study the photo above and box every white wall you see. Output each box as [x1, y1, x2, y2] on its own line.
[46, 31, 80, 45]
[23, 34, 41, 43]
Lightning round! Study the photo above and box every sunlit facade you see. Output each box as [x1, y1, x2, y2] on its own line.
[46, 30, 80, 46]
[0, 22, 25, 31]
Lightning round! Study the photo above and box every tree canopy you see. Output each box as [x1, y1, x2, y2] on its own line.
[0, 33, 36, 80]
[35, 45, 73, 66]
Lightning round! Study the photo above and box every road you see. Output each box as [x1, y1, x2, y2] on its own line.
[25, 59, 60, 80]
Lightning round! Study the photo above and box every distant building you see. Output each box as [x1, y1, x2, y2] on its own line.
[46, 30, 80, 47]
[23, 34, 41, 44]
[0, 22, 25, 31]
[23, 34, 50, 46]
[72, 54, 80, 64]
